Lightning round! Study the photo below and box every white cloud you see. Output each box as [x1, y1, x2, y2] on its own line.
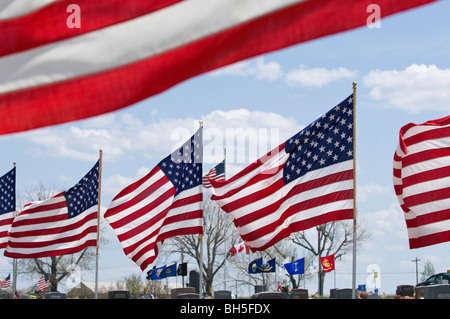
[211, 58, 356, 87]
[285, 66, 358, 87]
[104, 167, 150, 196]
[358, 183, 390, 202]
[366, 202, 408, 241]
[22, 109, 303, 168]
[363, 64, 450, 113]
[209, 57, 282, 81]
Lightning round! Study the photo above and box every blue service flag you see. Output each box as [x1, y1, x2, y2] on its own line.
[259, 258, 276, 273]
[248, 258, 262, 274]
[284, 258, 305, 275]
[161, 263, 177, 278]
[248, 258, 276, 273]
[147, 265, 167, 280]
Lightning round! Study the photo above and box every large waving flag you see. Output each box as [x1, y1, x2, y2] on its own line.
[4, 161, 100, 258]
[104, 128, 203, 271]
[0, 0, 435, 135]
[209, 95, 354, 251]
[0, 167, 15, 249]
[393, 115, 450, 248]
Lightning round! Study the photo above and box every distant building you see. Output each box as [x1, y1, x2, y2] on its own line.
[66, 282, 118, 299]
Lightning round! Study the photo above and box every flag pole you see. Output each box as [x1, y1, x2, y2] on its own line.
[95, 149, 103, 299]
[198, 121, 204, 299]
[223, 147, 227, 291]
[11, 162, 17, 300]
[351, 82, 358, 299]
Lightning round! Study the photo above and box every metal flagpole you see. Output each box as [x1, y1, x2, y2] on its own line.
[199, 121, 204, 299]
[11, 162, 17, 300]
[95, 150, 103, 299]
[351, 82, 358, 299]
[223, 147, 227, 291]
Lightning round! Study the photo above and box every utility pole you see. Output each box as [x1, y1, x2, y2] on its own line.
[412, 257, 420, 285]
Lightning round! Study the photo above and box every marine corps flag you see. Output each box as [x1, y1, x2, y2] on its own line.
[320, 254, 335, 273]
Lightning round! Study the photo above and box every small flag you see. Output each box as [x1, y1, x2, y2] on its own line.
[38, 274, 50, 292]
[161, 263, 177, 278]
[320, 254, 335, 272]
[150, 265, 167, 280]
[203, 160, 225, 188]
[248, 258, 263, 274]
[284, 258, 305, 275]
[0, 167, 15, 249]
[0, 274, 10, 288]
[177, 262, 187, 276]
[258, 258, 276, 273]
[228, 242, 250, 258]
[310, 259, 318, 273]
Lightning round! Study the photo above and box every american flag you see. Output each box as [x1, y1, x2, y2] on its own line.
[394, 115, 450, 248]
[203, 161, 225, 188]
[104, 128, 203, 271]
[210, 95, 354, 251]
[0, 167, 15, 249]
[38, 274, 50, 292]
[0, 274, 10, 288]
[0, 0, 435, 135]
[4, 161, 100, 258]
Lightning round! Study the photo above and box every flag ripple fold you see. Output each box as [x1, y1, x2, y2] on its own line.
[394, 115, 450, 248]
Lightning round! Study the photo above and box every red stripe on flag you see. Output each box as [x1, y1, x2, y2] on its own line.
[0, 0, 183, 57]
[394, 114, 450, 249]
[0, 0, 436, 134]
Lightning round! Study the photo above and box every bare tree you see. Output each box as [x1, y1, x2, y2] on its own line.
[290, 220, 371, 296]
[420, 260, 436, 282]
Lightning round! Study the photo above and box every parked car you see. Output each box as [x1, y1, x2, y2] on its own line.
[416, 273, 450, 287]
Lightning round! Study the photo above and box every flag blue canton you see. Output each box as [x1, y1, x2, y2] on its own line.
[0, 167, 15, 215]
[64, 161, 99, 219]
[213, 161, 225, 175]
[284, 94, 354, 184]
[159, 127, 203, 196]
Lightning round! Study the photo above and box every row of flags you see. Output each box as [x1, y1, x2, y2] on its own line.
[0, 91, 450, 277]
[0, 94, 355, 273]
[146, 262, 187, 281]
[0, 273, 49, 292]
[246, 254, 335, 275]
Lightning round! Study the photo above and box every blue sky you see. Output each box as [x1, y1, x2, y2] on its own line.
[1, 1, 450, 295]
